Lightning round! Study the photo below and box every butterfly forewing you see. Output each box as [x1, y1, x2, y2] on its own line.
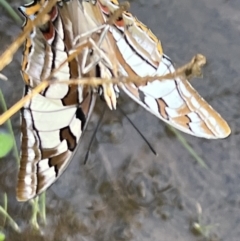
[121, 56, 230, 138]
[18, 86, 96, 201]
[17, 0, 97, 201]
[84, 0, 231, 139]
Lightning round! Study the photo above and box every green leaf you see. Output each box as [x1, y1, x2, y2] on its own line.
[0, 132, 14, 158]
[0, 231, 5, 241]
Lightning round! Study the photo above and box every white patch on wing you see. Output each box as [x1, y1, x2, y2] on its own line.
[31, 107, 77, 131]
[110, 27, 122, 42]
[132, 58, 155, 77]
[165, 108, 181, 118]
[25, 35, 46, 82]
[69, 117, 82, 140]
[78, 85, 83, 103]
[124, 19, 159, 62]
[25, 130, 35, 147]
[40, 167, 56, 181]
[38, 130, 61, 149]
[116, 38, 133, 60]
[27, 148, 35, 159]
[29, 93, 68, 111]
[22, 108, 31, 122]
[163, 88, 185, 109]
[38, 159, 50, 173]
[25, 186, 34, 196]
[114, 33, 129, 55]
[169, 64, 175, 73]
[21, 148, 35, 163]
[189, 122, 207, 136]
[139, 80, 176, 99]
[50, 17, 70, 81]
[43, 84, 69, 99]
[124, 34, 157, 70]
[130, 31, 146, 47]
[56, 14, 64, 40]
[125, 51, 142, 66]
[112, 28, 156, 76]
[25, 162, 35, 174]
[156, 60, 169, 75]
[188, 112, 201, 123]
[24, 176, 33, 185]
[144, 95, 160, 117]
[51, 64, 70, 85]
[132, 34, 155, 57]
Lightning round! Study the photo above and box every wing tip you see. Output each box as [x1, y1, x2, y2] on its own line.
[16, 190, 35, 202]
[212, 117, 231, 139]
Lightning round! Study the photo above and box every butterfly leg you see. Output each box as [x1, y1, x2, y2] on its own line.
[80, 36, 113, 74]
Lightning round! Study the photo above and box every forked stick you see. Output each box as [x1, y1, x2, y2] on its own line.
[0, 54, 206, 125]
[52, 54, 206, 85]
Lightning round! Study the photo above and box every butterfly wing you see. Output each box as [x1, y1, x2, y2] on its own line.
[89, 0, 231, 139]
[18, 86, 96, 201]
[17, 0, 98, 201]
[120, 55, 230, 139]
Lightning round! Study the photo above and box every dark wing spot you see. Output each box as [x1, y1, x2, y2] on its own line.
[60, 126, 77, 151]
[76, 108, 86, 131]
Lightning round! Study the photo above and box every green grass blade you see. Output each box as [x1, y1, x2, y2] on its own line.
[39, 192, 46, 224]
[0, 0, 22, 24]
[2, 193, 7, 227]
[30, 197, 40, 230]
[0, 231, 5, 241]
[168, 125, 209, 169]
[0, 89, 19, 164]
[0, 206, 20, 232]
[0, 132, 13, 158]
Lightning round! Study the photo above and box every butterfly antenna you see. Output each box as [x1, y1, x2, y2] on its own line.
[84, 105, 106, 164]
[118, 105, 158, 156]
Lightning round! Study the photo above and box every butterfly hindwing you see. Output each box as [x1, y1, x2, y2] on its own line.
[18, 85, 96, 201]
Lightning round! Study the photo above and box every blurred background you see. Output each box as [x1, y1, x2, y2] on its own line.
[0, 0, 240, 240]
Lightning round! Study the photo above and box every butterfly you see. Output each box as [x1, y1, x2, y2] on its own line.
[17, 0, 115, 201]
[83, 0, 231, 139]
[16, 0, 230, 202]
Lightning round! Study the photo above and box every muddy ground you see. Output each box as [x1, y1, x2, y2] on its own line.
[0, 0, 240, 240]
